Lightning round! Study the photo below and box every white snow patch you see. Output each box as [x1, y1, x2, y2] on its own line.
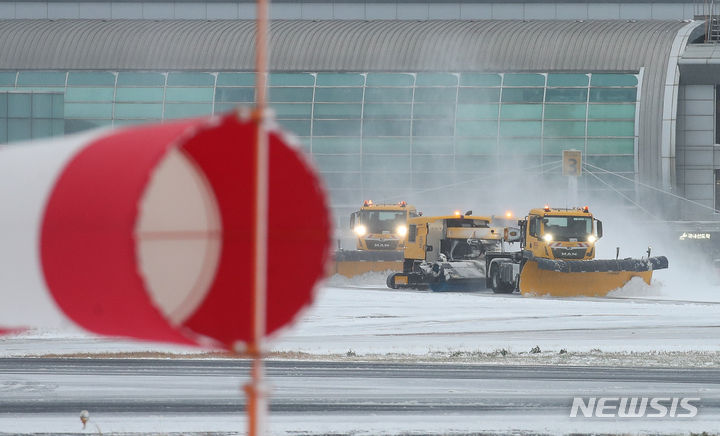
[608, 276, 664, 298]
[651, 263, 720, 302]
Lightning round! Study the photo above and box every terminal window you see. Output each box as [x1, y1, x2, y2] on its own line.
[0, 92, 64, 143]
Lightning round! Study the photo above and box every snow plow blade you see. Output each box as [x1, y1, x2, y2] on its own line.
[332, 250, 403, 278]
[519, 256, 668, 297]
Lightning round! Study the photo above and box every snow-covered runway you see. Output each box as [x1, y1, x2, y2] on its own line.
[1, 275, 719, 362]
[271, 277, 720, 358]
[0, 359, 718, 435]
[0, 275, 719, 434]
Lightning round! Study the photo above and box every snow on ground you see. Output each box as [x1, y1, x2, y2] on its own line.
[270, 275, 720, 357]
[0, 274, 719, 435]
[0, 271, 718, 362]
[1, 412, 719, 436]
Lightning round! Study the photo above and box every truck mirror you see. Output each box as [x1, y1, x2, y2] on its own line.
[349, 214, 355, 228]
[528, 218, 537, 237]
[596, 220, 603, 238]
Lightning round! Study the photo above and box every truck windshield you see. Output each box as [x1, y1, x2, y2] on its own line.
[542, 216, 592, 241]
[446, 219, 489, 228]
[360, 211, 406, 234]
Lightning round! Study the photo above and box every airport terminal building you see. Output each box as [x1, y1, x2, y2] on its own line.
[0, 0, 719, 229]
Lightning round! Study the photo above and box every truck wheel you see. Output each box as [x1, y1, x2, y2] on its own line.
[491, 265, 513, 294]
[386, 273, 399, 289]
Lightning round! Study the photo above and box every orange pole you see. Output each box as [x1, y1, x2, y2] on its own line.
[247, 0, 269, 433]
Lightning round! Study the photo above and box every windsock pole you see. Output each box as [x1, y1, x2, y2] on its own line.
[246, 0, 270, 432]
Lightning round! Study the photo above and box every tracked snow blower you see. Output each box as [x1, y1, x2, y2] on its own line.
[486, 205, 669, 296]
[386, 211, 510, 291]
[332, 200, 420, 277]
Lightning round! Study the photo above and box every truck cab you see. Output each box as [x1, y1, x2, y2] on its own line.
[523, 206, 602, 261]
[349, 200, 419, 251]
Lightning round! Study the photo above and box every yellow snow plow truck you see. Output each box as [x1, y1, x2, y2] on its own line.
[332, 200, 420, 277]
[486, 205, 669, 296]
[386, 211, 511, 291]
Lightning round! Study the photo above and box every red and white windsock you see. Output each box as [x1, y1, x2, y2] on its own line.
[0, 112, 331, 348]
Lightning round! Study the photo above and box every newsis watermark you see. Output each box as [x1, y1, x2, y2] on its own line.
[570, 397, 700, 418]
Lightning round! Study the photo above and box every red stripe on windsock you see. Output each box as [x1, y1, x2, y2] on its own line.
[179, 114, 331, 346]
[40, 119, 202, 345]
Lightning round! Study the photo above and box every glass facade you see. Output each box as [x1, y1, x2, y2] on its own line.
[0, 70, 639, 223]
[0, 91, 64, 143]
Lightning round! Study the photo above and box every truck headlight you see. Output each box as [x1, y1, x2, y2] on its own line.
[587, 235, 597, 243]
[353, 225, 367, 236]
[543, 233, 553, 242]
[396, 225, 408, 237]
